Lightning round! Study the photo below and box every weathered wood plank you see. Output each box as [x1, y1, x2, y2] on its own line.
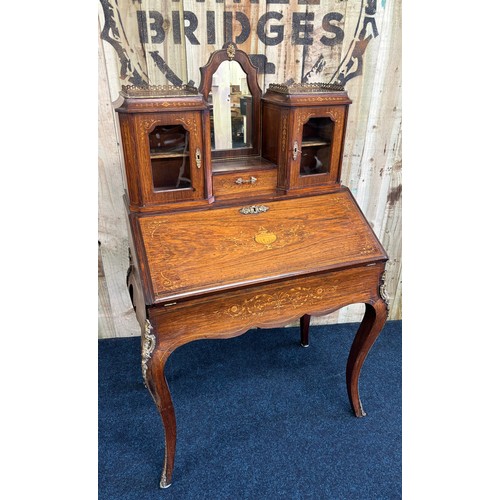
[98, 244, 117, 337]
[98, 20, 141, 338]
[338, 0, 401, 324]
[263, 0, 306, 88]
[301, 0, 348, 84]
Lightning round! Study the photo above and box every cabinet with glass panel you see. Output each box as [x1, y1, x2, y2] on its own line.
[261, 83, 351, 194]
[115, 86, 211, 212]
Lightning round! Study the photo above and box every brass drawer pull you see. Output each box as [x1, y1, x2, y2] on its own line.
[239, 205, 269, 214]
[235, 176, 257, 185]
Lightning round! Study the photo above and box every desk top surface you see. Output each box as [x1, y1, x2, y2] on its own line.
[137, 189, 387, 303]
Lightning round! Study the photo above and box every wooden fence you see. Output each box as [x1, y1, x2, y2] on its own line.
[98, 0, 402, 338]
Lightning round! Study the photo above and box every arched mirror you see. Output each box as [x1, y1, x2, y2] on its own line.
[199, 43, 261, 161]
[209, 60, 253, 151]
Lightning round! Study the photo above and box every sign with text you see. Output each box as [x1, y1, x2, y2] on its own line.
[100, 0, 381, 87]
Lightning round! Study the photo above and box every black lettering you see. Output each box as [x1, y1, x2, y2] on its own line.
[257, 12, 284, 46]
[235, 12, 250, 44]
[149, 51, 183, 86]
[320, 12, 344, 46]
[224, 11, 232, 43]
[360, 16, 379, 40]
[365, 0, 377, 16]
[248, 54, 276, 74]
[172, 11, 182, 44]
[184, 11, 200, 45]
[137, 11, 148, 44]
[207, 11, 216, 45]
[137, 11, 165, 44]
[292, 12, 314, 45]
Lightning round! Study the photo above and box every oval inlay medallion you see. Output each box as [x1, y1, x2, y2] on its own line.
[254, 230, 277, 246]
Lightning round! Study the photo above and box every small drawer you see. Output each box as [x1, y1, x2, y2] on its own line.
[213, 169, 277, 198]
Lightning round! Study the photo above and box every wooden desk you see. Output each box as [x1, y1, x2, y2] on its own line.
[126, 187, 388, 488]
[115, 44, 390, 488]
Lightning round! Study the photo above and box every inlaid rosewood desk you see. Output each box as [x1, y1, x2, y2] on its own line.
[116, 44, 389, 489]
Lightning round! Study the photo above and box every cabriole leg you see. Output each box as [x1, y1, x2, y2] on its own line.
[300, 314, 311, 347]
[142, 321, 176, 489]
[346, 299, 388, 417]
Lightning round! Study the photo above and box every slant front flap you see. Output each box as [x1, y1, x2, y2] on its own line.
[138, 190, 387, 303]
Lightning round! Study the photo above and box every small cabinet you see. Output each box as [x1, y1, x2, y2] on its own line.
[115, 85, 212, 212]
[262, 83, 351, 193]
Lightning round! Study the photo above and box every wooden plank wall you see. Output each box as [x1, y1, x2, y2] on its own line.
[98, 0, 402, 338]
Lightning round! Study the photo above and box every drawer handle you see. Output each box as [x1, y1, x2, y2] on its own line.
[235, 176, 257, 185]
[195, 148, 201, 169]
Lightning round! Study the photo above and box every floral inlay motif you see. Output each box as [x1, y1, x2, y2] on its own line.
[220, 285, 337, 319]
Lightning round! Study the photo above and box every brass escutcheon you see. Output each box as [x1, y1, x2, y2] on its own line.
[195, 148, 201, 169]
[239, 205, 269, 214]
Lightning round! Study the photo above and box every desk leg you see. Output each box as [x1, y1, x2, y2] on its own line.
[145, 348, 176, 489]
[300, 314, 311, 347]
[346, 299, 388, 417]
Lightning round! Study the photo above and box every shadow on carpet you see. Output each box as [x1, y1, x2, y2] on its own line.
[99, 320, 401, 499]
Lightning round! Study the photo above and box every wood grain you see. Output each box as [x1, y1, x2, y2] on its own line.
[148, 263, 385, 352]
[136, 190, 386, 303]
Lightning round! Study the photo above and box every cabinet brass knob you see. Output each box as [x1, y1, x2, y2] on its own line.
[235, 176, 257, 185]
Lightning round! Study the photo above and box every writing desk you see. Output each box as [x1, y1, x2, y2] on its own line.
[116, 43, 389, 488]
[126, 188, 388, 488]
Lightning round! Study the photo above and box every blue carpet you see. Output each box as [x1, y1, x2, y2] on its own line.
[99, 320, 401, 499]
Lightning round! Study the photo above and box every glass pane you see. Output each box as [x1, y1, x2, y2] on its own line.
[149, 125, 192, 191]
[209, 60, 252, 151]
[300, 117, 333, 176]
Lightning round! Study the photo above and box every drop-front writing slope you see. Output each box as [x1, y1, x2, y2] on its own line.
[116, 43, 389, 489]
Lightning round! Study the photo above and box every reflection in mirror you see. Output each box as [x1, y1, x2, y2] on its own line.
[208, 60, 253, 151]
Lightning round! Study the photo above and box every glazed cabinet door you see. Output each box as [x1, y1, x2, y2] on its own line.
[136, 112, 206, 205]
[289, 106, 347, 190]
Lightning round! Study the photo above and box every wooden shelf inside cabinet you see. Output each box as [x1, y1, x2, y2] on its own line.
[116, 44, 390, 490]
[302, 139, 330, 147]
[150, 152, 190, 159]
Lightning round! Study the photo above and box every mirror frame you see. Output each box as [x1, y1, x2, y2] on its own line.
[199, 43, 262, 160]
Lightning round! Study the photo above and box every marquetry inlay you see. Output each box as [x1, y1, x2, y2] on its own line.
[218, 285, 338, 319]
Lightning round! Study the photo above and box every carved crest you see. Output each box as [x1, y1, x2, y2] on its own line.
[226, 43, 236, 60]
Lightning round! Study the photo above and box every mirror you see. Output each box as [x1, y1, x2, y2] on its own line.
[208, 60, 253, 151]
